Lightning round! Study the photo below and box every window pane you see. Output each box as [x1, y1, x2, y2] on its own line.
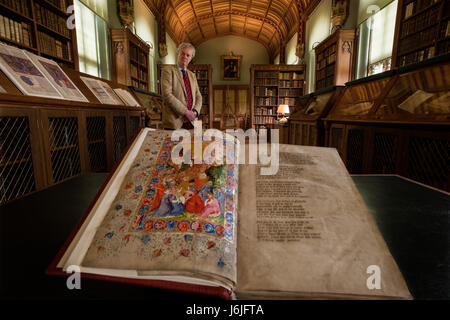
[369, 0, 398, 64]
[75, 0, 99, 76]
[95, 15, 110, 80]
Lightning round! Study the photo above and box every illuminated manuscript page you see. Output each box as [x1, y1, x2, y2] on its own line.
[63, 129, 238, 289]
[236, 144, 411, 299]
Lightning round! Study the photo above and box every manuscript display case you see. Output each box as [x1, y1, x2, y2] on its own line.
[0, 66, 145, 206]
[288, 86, 344, 146]
[324, 54, 450, 192]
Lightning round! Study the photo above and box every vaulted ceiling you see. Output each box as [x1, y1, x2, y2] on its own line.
[144, 0, 321, 59]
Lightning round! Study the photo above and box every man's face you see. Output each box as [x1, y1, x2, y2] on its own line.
[177, 47, 194, 69]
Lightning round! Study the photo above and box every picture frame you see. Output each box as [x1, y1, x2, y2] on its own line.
[221, 55, 241, 80]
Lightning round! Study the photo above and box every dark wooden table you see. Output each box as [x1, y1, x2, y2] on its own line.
[0, 173, 448, 300]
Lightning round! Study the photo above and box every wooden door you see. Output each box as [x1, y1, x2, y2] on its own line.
[213, 85, 250, 130]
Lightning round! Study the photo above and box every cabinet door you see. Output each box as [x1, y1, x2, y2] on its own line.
[40, 109, 85, 185]
[83, 111, 109, 172]
[0, 107, 46, 204]
[128, 110, 143, 142]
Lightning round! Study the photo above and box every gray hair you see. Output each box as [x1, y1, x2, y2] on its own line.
[176, 43, 196, 58]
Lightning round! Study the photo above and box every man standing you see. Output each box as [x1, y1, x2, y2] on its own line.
[161, 43, 202, 129]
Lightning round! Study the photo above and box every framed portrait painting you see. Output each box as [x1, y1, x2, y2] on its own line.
[221, 55, 241, 80]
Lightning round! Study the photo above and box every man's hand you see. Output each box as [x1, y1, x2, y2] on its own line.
[185, 110, 196, 121]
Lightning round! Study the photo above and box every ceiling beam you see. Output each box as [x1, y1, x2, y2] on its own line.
[209, 0, 218, 36]
[188, 0, 206, 40]
[256, 0, 273, 41]
[167, 0, 194, 44]
[181, 9, 284, 43]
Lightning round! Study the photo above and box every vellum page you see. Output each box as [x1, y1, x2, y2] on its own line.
[73, 129, 238, 288]
[236, 144, 411, 299]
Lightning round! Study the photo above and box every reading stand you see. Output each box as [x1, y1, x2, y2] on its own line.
[0, 173, 448, 299]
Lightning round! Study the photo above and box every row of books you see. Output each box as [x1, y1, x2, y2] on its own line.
[197, 80, 208, 87]
[279, 88, 302, 97]
[199, 87, 208, 94]
[254, 116, 276, 125]
[316, 75, 335, 90]
[191, 70, 208, 79]
[439, 20, 450, 39]
[46, 0, 68, 11]
[400, 5, 440, 38]
[279, 72, 304, 80]
[437, 38, 450, 55]
[316, 44, 337, 61]
[130, 44, 148, 66]
[0, 15, 32, 47]
[38, 30, 72, 61]
[255, 107, 276, 116]
[279, 80, 304, 88]
[34, 3, 71, 38]
[255, 71, 278, 78]
[0, 0, 30, 17]
[255, 87, 277, 97]
[130, 64, 148, 81]
[254, 78, 278, 86]
[255, 97, 278, 106]
[404, 0, 440, 20]
[398, 46, 435, 67]
[398, 26, 437, 55]
[316, 64, 335, 82]
[278, 97, 297, 105]
[316, 53, 336, 69]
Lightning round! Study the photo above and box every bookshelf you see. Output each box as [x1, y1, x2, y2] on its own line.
[0, 0, 77, 68]
[250, 64, 305, 132]
[187, 64, 213, 128]
[111, 28, 150, 91]
[314, 29, 356, 91]
[392, 0, 449, 67]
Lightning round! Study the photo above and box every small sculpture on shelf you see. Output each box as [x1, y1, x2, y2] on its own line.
[118, 0, 135, 30]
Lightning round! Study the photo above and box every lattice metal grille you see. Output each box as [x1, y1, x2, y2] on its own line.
[0, 116, 35, 204]
[86, 116, 107, 172]
[309, 125, 316, 146]
[330, 127, 343, 151]
[301, 124, 308, 145]
[407, 136, 450, 191]
[295, 124, 301, 145]
[49, 117, 81, 183]
[113, 116, 127, 162]
[373, 133, 397, 173]
[129, 116, 141, 140]
[346, 129, 364, 173]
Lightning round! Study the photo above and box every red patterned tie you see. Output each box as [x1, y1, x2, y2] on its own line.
[182, 69, 193, 110]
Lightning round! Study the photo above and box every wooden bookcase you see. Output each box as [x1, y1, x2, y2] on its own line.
[392, 0, 449, 67]
[0, 63, 145, 206]
[250, 64, 305, 132]
[0, 0, 78, 69]
[315, 29, 356, 91]
[111, 28, 150, 91]
[188, 64, 213, 128]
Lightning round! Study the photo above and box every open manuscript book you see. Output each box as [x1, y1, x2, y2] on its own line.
[49, 128, 411, 299]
